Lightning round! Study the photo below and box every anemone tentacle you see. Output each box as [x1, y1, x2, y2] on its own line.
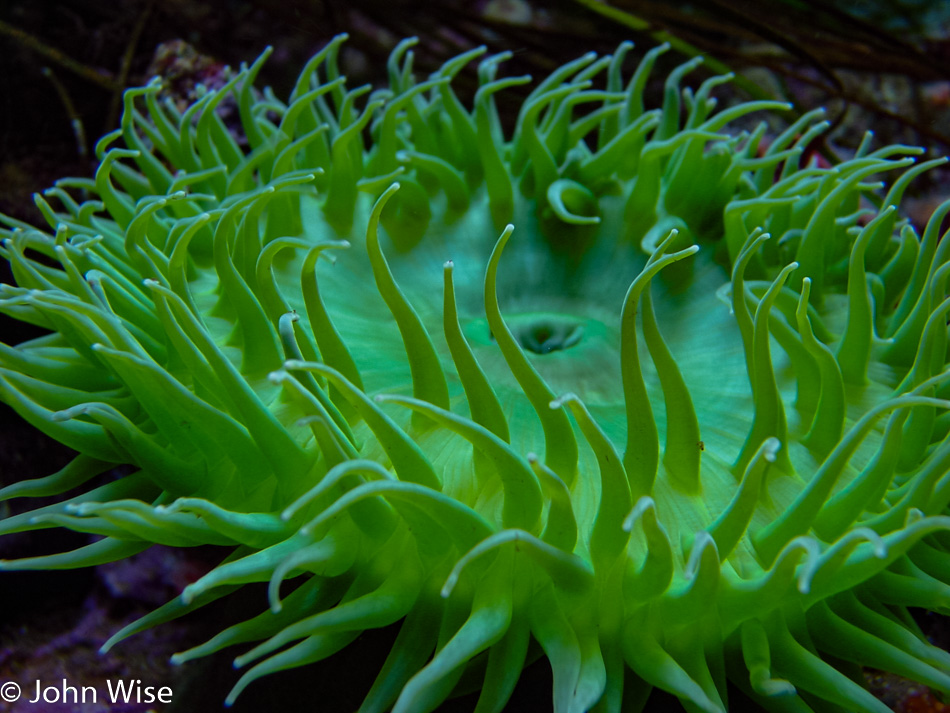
[2, 34, 950, 713]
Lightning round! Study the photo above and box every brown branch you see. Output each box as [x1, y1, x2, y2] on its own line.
[0, 17, 118, 91]
[105, 0, 154, 130]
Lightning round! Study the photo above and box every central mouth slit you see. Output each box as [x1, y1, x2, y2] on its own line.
[517, 321, 584, 354]
[497, 314, 586, 355]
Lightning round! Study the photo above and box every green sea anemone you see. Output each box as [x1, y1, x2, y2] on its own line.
[2, 33, 950, 713]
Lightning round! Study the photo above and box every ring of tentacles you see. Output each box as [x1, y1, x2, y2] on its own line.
[2, 33, 950, 713]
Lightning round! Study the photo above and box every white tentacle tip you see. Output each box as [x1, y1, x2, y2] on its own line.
[684, 531, 717, 581]
[623, 496, 657, 532]
[549, 393, 577, 410]
[440, 575, 458, 599]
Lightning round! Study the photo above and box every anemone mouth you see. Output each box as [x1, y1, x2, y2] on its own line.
[496, 312, 586, 354]
[513, 316, 585, 354]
